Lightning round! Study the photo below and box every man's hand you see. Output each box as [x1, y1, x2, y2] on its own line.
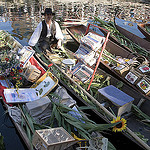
[57, 39, 62, 49]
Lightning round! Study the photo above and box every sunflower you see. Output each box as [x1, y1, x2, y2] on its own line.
[111, 116, 127, 132]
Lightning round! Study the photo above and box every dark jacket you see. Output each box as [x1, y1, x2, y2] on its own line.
[39, 20, 56, 43]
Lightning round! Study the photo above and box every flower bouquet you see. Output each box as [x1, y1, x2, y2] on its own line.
[0, 50, 19, 77]
[9, 61, 24, 89]
[0, 50, 25, 91]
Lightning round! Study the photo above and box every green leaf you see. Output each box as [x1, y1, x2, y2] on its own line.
[77, 129, 90, 140]
[78, 106, 96, 111]
[61, 117, 67, 131]
[88, 122, 119, 133]
[132, 104, 150, 120]
[25, 113, 35, 133]
[54, 109, 61, 127]
[25, 122, 32, 142]
[50, 104, 56, 127]
[108, 141, 117, 150]
[67, 123, 71, 134]
[61, 112, 80, 121]
[65, 118, 90, 137]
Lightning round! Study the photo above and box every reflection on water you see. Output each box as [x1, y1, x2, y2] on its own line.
[0, 0, 149, 45]
[0, 0, 149, 149]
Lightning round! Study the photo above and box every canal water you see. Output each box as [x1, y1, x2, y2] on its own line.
[0, 0, 149, 149]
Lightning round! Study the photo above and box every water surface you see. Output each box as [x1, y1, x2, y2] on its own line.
[0, 0, 149, 149]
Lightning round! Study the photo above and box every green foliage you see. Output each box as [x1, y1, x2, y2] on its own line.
[0, 133, 5, 150]
[47, 98, 119, 140]
[134, 132, 149, 143]
[93, 17, 150, 59]
[145, 25, 150, 33]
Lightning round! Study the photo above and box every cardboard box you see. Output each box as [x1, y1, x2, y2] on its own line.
[98, 85, 134, 116]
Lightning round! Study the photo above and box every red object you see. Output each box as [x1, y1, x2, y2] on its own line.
[19, 77, 22, 80]
[18, 69, 23, 73]
[29, 56, 46, 77]
[0, 83, 13, 106]
[48, 63, 53, 67]
[20, 64, 23, 68]
[86, 23, 110, 91]
[10, 72, 14, 76]
[0, 56, 46, 106]
[5, 58, 9, 61]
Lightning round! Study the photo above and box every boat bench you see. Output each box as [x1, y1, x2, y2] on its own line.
[98, 85, 134, 116]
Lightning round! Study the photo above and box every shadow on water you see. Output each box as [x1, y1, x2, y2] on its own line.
[0, 100, 27, 150]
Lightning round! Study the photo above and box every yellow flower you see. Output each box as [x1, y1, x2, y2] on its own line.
[111, 116, 127, 132]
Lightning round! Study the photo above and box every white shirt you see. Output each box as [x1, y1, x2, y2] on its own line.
[28, 21, 64, 46]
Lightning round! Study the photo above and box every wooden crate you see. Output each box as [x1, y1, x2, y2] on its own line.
[32, 127, 75, 150]
[24, 65, 41, 82]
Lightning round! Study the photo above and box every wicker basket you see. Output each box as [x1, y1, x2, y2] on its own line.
[24, 65, 41, 83]
[114, 64, 130, 77]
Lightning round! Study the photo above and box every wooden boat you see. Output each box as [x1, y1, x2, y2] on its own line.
[137, 23, 150, 40]
[66, 24, 150, 101]
[0, 30, 118, 150]
[92, 17, 150, 60]
[2, 29, 150, 150]
[31, 30, 150, 149]
[115, 23, 150, 52]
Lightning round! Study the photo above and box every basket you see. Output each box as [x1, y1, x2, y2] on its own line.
[114, 64, 130, 77]
[32, 127, 75, 150]
[24, 65, 41, 82]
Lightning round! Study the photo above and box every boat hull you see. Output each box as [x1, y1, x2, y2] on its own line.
[115, 24, 150, 52]
[66, 24, 150, 101]
[137, 23, 150, 41]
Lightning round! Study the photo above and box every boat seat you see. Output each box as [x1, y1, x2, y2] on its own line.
[98, 85, 134, 116]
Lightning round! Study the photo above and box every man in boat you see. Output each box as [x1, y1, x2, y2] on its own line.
[28, 8, 64, 53]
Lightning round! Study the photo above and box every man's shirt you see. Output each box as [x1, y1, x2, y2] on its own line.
[28, 21, 64, 46]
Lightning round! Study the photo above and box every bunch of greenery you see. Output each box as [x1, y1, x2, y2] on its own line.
[0, 133, 5, 150]
[93, 17, 150, 59]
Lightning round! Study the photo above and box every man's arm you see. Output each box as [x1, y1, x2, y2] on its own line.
[28, 22, 42, 47]
[55, 21, 64, 49]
